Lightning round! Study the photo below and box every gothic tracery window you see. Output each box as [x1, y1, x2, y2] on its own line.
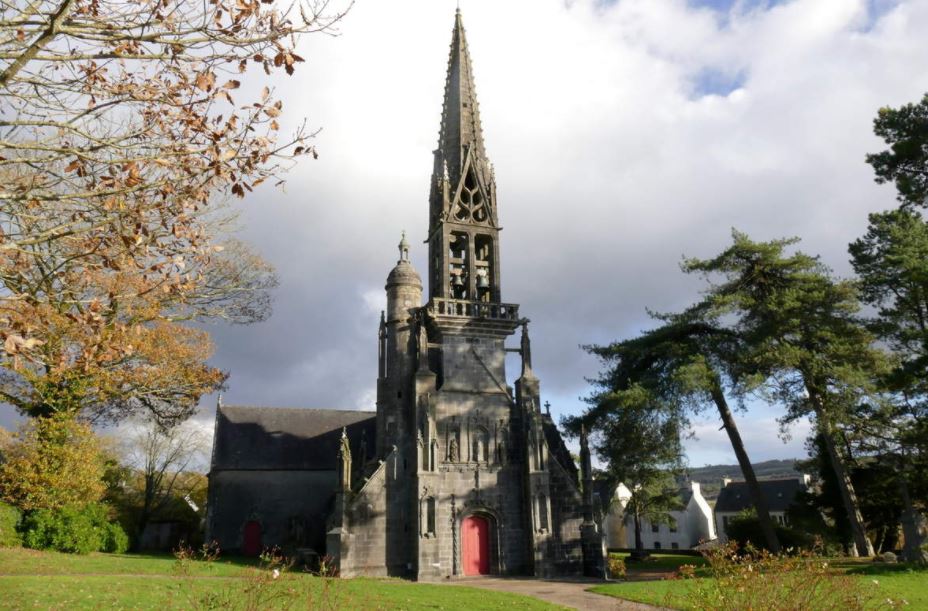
[453, 167, 488, 224]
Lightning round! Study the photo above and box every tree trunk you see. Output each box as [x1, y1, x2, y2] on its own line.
[813, 403, 874, 557]
[710, 384, 781, 553]
[898, 464, 928, 564]
[630, 511, 647, 561]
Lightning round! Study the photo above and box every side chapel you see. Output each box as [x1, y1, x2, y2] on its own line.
[206, 10, 605, 579]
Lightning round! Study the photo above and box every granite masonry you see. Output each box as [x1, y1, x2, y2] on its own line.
[206, 10, 605, 580]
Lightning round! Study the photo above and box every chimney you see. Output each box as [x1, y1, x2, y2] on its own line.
[721, 477, 732, 488]
[690, 481, 701, 496]
[799, 474, 810, 487]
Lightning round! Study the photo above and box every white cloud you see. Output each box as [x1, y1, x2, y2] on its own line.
[212, 0, 928, 466]
[7, 0, 924, 468]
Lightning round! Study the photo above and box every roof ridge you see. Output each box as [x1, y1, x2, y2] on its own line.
[221, 404, 375, 414]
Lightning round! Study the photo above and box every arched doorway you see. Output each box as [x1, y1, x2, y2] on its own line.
[242, 520, 262, 556]
[462, 514, 490, 575]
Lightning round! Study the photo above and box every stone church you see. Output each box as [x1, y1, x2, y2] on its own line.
[206, 10, 605, 579]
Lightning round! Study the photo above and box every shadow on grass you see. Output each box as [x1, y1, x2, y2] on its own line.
[843, 562, 928, 577]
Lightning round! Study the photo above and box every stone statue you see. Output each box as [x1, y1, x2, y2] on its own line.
[418, 316, 431, 372]
[448, 435, 459, 462]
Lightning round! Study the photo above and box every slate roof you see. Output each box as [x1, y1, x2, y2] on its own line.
[678, 487, 695, 507]
[594, 481, 695, 508]
[211, 405, 376, 471]
[714, 478, 806, 513]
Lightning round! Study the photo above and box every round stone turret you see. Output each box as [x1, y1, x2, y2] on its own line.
[386, 231, 422, 324]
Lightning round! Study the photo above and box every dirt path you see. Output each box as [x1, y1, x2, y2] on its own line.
[448, 577, 660, 610]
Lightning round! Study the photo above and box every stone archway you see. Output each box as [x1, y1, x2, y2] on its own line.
[462, 514, 490, 575]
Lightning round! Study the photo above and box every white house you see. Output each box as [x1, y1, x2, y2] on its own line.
[600, 481, 717, 550]
[714, 475, 811, 543]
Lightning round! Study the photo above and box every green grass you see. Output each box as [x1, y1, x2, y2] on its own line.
[0, 547, 253, 576]
[591, 561, 928, 610]
[0, 548, 562, 610]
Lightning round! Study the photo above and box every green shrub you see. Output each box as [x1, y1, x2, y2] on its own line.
[103, 521, 129, 553]
[725, 512, 815, 552]
[607, 555, 626, 579]
[0, 501, 22, 547]
[20, 503, 126, 554]
[675, 541, 897, 610]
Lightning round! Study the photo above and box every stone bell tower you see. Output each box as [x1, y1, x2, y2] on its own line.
[354, 9, 597, 580]
[327, 10, 600, 581]
[409, 9, 575, 579]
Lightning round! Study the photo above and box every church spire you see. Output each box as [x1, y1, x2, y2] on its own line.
[427, 10, 501, 304]
[438, 9, 488, 183]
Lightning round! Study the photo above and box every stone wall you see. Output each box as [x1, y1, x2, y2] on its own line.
[207, 470, 337, 554]
[547, 456, 586, 575]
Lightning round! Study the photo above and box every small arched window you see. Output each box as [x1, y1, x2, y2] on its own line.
[538, 494, 549, 531]
[426, 497, 437, 535]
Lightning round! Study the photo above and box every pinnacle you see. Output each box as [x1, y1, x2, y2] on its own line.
[437, 9, 488, 183]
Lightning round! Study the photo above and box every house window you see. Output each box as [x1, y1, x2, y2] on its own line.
[671, 542, 679, 550]
[651, 523, 659, 533]
[669, 520, 678, 533]
[654, 541, 662, 550]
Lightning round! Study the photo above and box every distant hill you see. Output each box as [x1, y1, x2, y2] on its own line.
[680, 459, 802, 502]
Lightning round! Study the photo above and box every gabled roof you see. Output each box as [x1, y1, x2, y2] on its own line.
[599, 483, 694, 508]
[678, 487, 695, 507]
[212, 405, 376, 471]
[715, 478, 806, 513]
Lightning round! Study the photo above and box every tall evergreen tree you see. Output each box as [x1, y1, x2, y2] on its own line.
[684, 231, 890, 557]
[581, 310, 782, 552]
[850, 184, 928, 563]
[866, 93, 928, 209]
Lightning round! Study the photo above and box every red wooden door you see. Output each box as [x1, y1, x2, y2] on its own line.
[462, 515, 490, 575]
[242, 520, 262, 556]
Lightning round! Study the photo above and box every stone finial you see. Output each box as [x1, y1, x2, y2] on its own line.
[520, 319, 533, 376]
[398, 230, 410, 261]
[338, 427, 352, 491]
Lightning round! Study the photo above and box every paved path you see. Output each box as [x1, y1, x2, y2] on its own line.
[448, 577, 660, 610]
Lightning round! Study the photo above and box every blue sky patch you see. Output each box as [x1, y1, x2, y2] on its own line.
[692, 67, 747, 98]
[687, 0, 786, 11]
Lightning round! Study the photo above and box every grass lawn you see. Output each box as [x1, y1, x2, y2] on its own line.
[0, 548, 563, 610]
[591, 561, 928, 610]
[611, 552, 708, 573]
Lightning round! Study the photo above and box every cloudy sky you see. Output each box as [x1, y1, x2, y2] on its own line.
[5, 0, 927, 468]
